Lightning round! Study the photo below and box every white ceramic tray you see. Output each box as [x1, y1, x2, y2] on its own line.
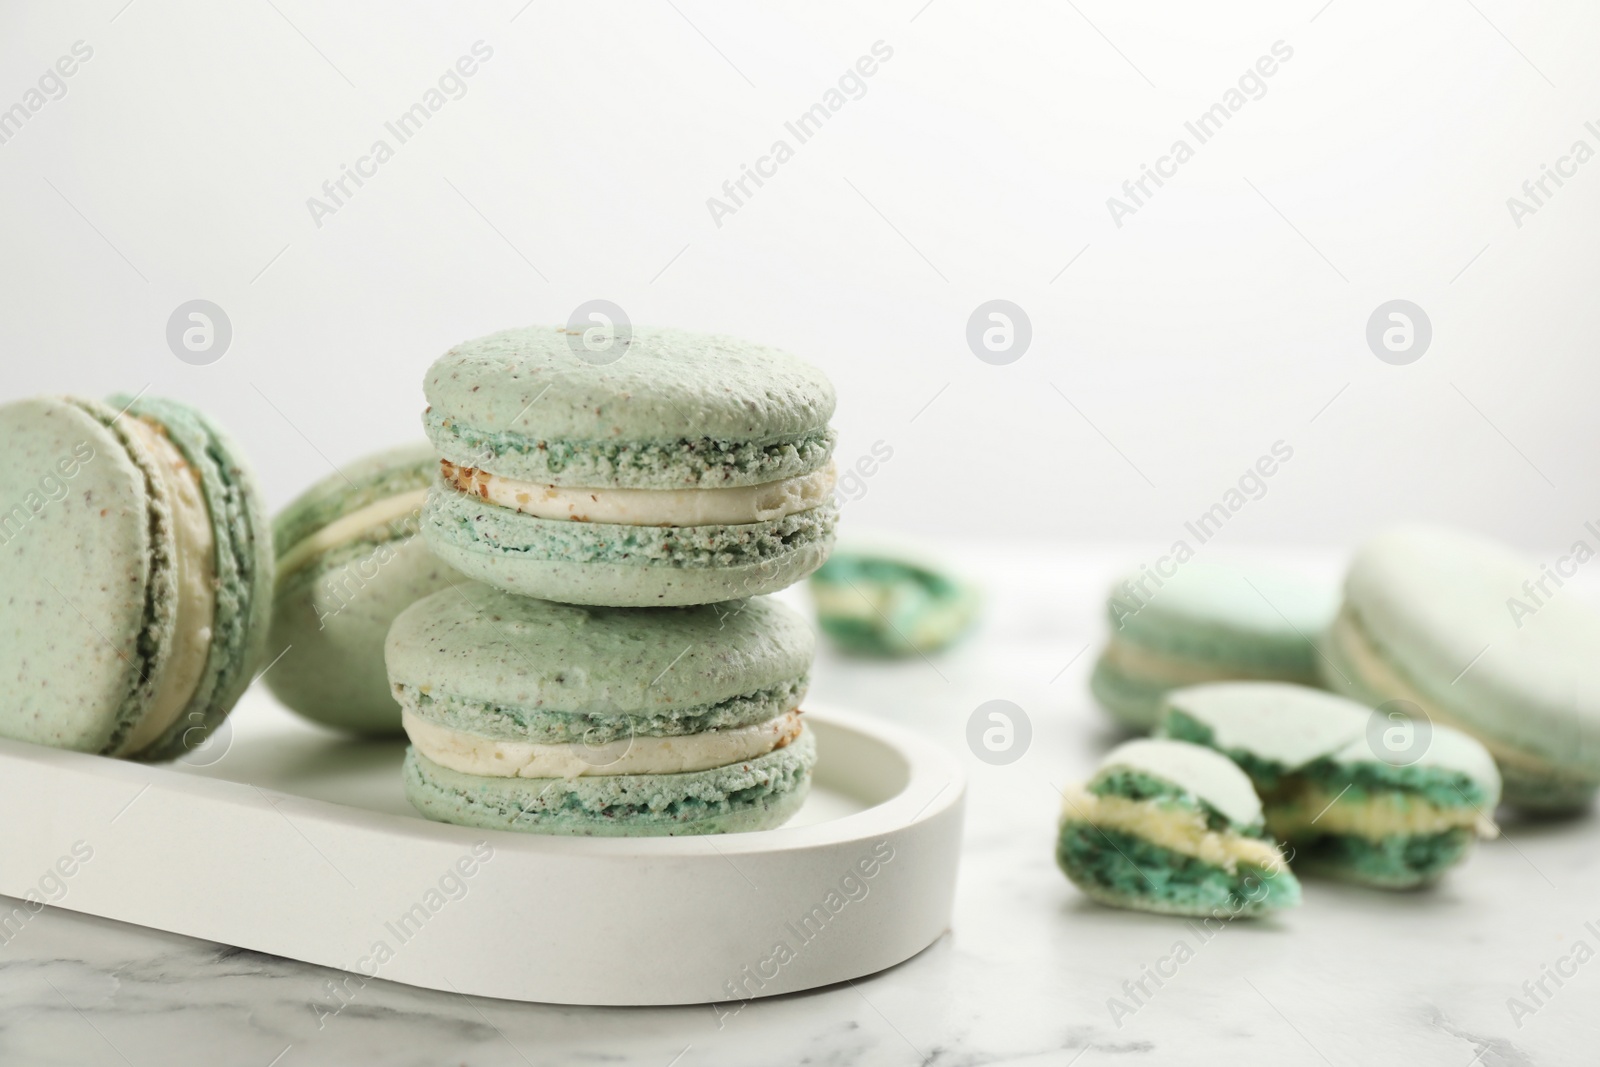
[0, 695, 965, 1006]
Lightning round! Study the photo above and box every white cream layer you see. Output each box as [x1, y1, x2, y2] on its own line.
[403, 709, 804, 779]
[1268, 786, 1497, 842]
[1058, 786, 1288, 875]
[441, 461, 835, 527]
[276, 488, 430, 581]
[117, 419, 217, 757]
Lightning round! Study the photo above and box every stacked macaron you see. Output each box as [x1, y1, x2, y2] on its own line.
[418, 325, 838, 607]
[393, 325, 838, 835]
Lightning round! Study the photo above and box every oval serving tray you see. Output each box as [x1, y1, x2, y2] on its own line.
[0, 695, 965, 1006]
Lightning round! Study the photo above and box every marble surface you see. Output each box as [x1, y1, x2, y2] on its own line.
[2, 545, 1596, 1066]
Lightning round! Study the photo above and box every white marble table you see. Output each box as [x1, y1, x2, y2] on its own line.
[1, 546, 1590, 1066]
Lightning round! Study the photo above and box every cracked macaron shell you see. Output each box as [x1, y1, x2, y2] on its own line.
[422, 325, 837, 489]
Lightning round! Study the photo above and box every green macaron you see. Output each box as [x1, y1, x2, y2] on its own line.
[1159, 682, 1500, 889]
[1323, 524, 1600, 813]
[387, 580, 816, 835]
[420, 325, 839, 607]
[0, 395, 272, 759]
[1090, 561, 1337, 730]
[1057, 738, 1301, 919]
[266, 443, 462, 736]
[808, 546, 981, 657]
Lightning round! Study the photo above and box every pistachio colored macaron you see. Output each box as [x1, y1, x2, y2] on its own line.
[1323, 524, 1600, 813]
[0, 395, 272, 759]
[1159, 682, 1501, 889]
[1057, 738, 1301, 919]
[420, 325, 839, 607]
[808, 546, 980, 657]
[266, 443, 462, 736]
[388, 581, 816, 835]
[1090, 561, 1337, 731]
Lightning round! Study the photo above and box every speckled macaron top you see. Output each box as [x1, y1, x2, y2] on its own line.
[0, 395, 271, 760]
[1336, 524, 1600, 777]
[0, 397, 170, 753]
[386, 581, 815, 743]
[422, 325, 837, 488]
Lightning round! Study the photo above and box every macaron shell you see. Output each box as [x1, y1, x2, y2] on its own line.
[1087, 656, 1169, 731]
[422, 482, 836, 607]
[1107, 561, 1336, 672]
[0, 398, 175, 752]
[269, 535, 460, 735]
[423, 325, 837, 488]
[110, 395, 274, 761]
[402, 727, 815, 836]
[1161, 682, 1371, 771]
[272, 441, 438, 556]
[268, 442, 457, 735]
[386, 581, 814, 722]
[1097, 737, 1264, 828]
[1341, 524, 1600, 777]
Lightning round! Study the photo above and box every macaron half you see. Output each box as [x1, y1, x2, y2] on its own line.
[1159, 682, 1500, 888]
[1056, 738, 1301, 918]
[1090, 561, 1336, 730]
[267, 443, 461, 735]
[388, 581, 817, 835]
[420, 325, 839, 607]
[0, 395, 272, 759]
[1323, 525, 1600, 812]
[809, 546, 981, 657]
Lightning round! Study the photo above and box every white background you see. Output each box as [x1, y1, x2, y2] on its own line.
[2, 0, 1598, 554]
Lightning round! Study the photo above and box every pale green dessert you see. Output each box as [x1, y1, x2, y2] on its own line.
[1159, 681, 1501, 888]
[404, 733, 815, 836]
[1090, 562, 1336, 730]
[387, 581, 816, 835]
[267, 443, 461, 736]
[808, 547, 980, 656]
[1056, 738, 1300, 918]
[420, 325, 839, 607]
[1323, 524, 1600, 813]
[1331, 524, 1600, 809]
[0, 395, 271, 759]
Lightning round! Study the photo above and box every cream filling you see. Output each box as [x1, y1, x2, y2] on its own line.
[403, 709, 804, 779]
[1268, 786, 1497, 842]
[117, 419, 217, 757]
[1058, 786, 1288, 875]
[440, 461, 836, 527]
[1329, 610, 1556, 779]
[276, 488, 429, 581]
[1101, 636, 1316, 688]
